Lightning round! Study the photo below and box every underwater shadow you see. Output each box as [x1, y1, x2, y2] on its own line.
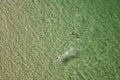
[62, 51, 80, 64]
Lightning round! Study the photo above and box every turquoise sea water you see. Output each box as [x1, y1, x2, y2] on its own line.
[0, 0, 120, 80]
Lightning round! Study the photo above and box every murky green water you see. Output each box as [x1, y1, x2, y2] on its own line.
[0, 0, 120, 80]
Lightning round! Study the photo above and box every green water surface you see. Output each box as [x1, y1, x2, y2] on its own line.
[0, 0, 120, 80]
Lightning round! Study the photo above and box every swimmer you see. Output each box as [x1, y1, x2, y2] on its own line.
[53, 55, 62, 63]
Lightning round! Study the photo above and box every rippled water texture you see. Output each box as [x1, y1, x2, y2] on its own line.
[0, 0, 120, 80]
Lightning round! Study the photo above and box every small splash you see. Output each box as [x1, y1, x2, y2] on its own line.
[53, 47, 80, 63]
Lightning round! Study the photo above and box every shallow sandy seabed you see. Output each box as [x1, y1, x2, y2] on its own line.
[0, 0, 120, 80]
